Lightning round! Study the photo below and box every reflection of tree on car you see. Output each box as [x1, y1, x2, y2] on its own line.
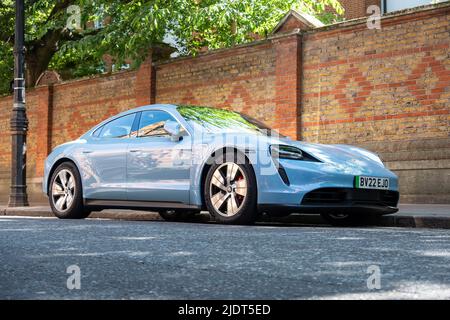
[130, 121, 168, 138]
[178, 105, 282, 137]
[138, 121, 167, 137]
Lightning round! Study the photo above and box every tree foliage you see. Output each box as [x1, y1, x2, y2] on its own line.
[0, 0, 343, 95]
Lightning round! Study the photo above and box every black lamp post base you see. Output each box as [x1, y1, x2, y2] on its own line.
[8, 185, 29, 207]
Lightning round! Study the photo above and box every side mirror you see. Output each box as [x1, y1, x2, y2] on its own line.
[164, 120, 183, 141]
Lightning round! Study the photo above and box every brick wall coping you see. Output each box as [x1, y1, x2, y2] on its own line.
[0, 69, 137, 101]
[47, 68, 137, 89]
[0, 83, 52, 103]
[154, 31, 301, 67]
[304, 1, 450, 37]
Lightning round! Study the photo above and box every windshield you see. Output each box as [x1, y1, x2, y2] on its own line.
[177, 105, 282, 137]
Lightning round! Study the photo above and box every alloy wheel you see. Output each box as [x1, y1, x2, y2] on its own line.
[209, 162, 248, 217]
[51, 169, 76, 212]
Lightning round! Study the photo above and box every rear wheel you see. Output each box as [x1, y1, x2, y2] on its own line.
[49, 162, 90, 219]
[204, 152, 257, 225]
[320, 212, 365, 227]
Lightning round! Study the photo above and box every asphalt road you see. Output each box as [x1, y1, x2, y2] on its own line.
[1, 216, 450, 299]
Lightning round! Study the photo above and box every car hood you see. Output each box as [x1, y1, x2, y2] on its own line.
[266, 136, 393, 176]
[206, 132, 384, 170]
[282, 138, 378, 164]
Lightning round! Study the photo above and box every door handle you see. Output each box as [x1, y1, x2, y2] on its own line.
[129, 149, 141, 153]
[82, 150, 93, 154]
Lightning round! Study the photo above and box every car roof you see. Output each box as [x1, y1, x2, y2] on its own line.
[82, 104, 239, 138]
[121, 104, 179, 115]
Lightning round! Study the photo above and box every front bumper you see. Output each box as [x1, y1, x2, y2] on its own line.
[258, 188, 399, 216]
[254, 151, 400, 207]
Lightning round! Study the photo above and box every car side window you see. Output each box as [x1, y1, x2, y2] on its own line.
[136, 110, 184, 138]
[99, 113, 136, 139]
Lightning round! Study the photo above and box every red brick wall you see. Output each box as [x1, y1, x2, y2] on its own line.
[155, 42, 279, 128]
[273, 36, 302, 138]
[29, 87, 52, 178]
[0, 90, 46, 182]
[301, 6, 449, 144]
[0, 96, 12, 184]
[50, 71, 138, 148]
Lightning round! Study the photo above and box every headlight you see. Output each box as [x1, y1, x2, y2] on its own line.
[270, 145, 304, 160]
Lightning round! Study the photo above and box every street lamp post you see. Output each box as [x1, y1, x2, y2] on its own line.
[8, 0, 29, 207]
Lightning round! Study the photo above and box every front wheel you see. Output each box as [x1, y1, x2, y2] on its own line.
[204, 152, 257, 225]
[49, 162, 90, 219]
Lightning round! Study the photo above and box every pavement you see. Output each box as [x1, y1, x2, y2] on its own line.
[1, 202, 450, 229]
[1, 216, 450, 299]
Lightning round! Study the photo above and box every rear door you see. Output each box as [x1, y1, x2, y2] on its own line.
[81, 113, 137, 200]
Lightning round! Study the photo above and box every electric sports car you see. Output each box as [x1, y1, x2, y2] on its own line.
[43, 104, 399, 226]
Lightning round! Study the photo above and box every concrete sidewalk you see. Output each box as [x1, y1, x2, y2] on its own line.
[1, 203, 449, 229]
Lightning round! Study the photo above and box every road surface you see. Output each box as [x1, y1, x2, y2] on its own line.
[1, 216, 450, 299]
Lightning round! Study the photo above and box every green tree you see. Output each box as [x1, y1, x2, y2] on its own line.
[0, 0, 343, 95]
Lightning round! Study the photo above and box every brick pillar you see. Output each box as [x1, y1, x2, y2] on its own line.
[273, 34, 302, 140]
[135, 50, 156, 106]
[34, 85, 53, 177]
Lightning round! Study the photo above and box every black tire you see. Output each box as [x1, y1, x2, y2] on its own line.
[48, 162, 90, 219]
[158, 209, 200, 222]
[204, 151, 257, 225]
[320, 212, 365, 227]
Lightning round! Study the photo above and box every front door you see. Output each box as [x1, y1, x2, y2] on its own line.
[126, 110, 192, 203]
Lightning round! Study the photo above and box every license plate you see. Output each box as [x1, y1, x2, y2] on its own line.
[355, 176, 389, 190]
